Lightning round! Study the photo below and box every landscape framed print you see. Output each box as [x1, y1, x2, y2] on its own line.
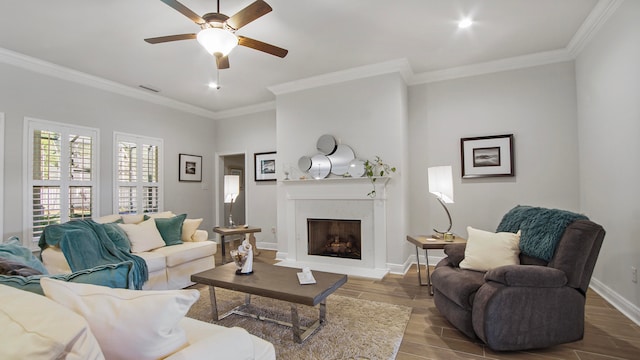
[179, 154, 202, 182]
[460, 134, 514, 178]
[254, 151, 277, 182]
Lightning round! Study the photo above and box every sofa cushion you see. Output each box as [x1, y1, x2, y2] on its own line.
[432, 266, 486, 310]
[119, 218, 166, 253]
[155, 214, 187, 246]
[94, 214, 122, 224]
[459, 227, 521, 272]
[41, 278, 200, 360]
[122, 213, 145, 224]
[182, 218, 204, 241]
[0, 284, 104, 360]
[152, 241, 216, 268]
[0, 261, 133, 295]
[135, 251, 168, 273]
[147, 211, 176, 219]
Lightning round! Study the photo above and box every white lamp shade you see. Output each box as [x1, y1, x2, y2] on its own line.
[428, 166, 454, 203]
[197, 28, 238, 56]
[224, 175, 240, 203]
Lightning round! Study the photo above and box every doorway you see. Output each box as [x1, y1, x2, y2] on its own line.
[220, 153, 246, 227]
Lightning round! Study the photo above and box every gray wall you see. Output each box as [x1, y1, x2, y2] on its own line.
[408, 61, 581, 250]
[0, 62, 216, 241]
[576, 0, 640, 315]
[214, 110, 278, 248]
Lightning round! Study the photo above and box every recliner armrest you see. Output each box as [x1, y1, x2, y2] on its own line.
[442, 243, 466, 267]
[485, 265, 567, 288]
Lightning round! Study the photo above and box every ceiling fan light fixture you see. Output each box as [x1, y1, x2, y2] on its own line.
[197, 28, 238, 56]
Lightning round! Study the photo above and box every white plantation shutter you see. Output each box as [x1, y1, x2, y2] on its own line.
[26, 119, 98, 248]
[114, 133, 163, 215]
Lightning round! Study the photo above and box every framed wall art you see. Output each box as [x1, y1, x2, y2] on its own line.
[254, 151, 277, 182]
[179, 154, 202, 182]
[460, 134, 514, 178]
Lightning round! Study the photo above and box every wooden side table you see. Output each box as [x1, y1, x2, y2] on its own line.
[213, 226, 262, 264]
[406, 235, 466, 295]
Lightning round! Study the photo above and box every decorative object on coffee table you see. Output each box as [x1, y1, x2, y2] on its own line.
[213, 226, 261, 264]
[230, 239, 253, 275]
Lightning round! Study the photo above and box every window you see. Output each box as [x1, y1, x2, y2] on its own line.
[25, 118, 99, 247]
[114, 133, 163, 215]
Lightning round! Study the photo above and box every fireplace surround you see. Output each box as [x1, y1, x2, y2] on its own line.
[277, 177, 389, 278]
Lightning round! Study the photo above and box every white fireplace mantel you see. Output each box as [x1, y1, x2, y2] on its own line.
[276, 176, 390, 279]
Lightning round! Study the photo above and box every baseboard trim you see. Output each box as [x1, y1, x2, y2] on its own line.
[589, 277, 640, 326]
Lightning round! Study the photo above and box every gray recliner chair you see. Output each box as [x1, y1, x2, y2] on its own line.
[431, 206, 605, 351]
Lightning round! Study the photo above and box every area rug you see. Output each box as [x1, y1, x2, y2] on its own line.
[186, 287, 412, 360]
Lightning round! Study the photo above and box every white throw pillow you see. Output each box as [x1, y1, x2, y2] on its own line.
[147, 211, 175, 219]
[459, 226, 521, 272]
[0, 284, 104, 360]
[118, 218, 166, 253]
[40, 278, 200, 360]
[121, 213, 145, 224]
[182, 218, 203, 241]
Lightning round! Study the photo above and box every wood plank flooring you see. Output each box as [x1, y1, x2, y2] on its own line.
[214, 248, 640, 359]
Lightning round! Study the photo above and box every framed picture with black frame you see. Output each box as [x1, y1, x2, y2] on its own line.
[254, 151, 276, 182]
[179, 153, 202, 182]
[460, 134, 514, 178]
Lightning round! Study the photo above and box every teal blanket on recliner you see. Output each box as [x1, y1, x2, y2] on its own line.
[496, 205, 588, 261]
[38, 220, 148, 289]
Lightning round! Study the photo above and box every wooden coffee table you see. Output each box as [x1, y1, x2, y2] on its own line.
[191, 262, 347, 343]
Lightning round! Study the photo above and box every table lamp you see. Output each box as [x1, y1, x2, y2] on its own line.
[224, 175, 240, 228]
[428, 166, 454, 240]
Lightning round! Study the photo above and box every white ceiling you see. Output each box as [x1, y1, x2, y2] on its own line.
[0, 0, 601, 117]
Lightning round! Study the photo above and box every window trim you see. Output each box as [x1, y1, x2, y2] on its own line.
[113, 132, 164, 215]
[23, 117, 100, 249]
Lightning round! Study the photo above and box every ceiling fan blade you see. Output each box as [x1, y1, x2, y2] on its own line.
[226, 0, 272, 30]
[216, 54, 230, 69]
[238, 36, 288, 58]
[160, 0, 205, 24]
[144, 33, 197, 44]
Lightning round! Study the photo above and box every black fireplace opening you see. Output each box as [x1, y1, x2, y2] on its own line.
[307, 218, 362, 260]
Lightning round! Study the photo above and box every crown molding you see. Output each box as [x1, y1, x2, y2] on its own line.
[1, 1, 621, 119]
[0, 47, 219, 120]
[567, 0, 624, 58]
[410, 49, 572, 85]
[214, 101, 276, 120]
[268, 58, 413, 96]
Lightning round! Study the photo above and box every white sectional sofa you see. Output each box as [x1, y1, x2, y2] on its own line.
[0, 279, 275, 360]
[41, 211, 216, 290]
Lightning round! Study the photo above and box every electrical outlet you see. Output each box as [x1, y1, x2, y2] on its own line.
[632, 267, 638, 283]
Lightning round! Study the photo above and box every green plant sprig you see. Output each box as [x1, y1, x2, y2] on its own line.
[363, 156, 397, 198]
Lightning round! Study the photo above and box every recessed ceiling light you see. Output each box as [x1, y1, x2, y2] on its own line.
[458, 17, 473, 29]
[208, 82, 220, 90]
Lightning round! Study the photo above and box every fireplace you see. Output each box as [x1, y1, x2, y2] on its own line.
[307, 218, 362, 260]
[278, 177, 390, 279]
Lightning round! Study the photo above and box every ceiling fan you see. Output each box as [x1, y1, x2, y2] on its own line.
[145, 0, 288, 69]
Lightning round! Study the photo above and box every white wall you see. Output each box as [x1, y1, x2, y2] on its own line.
[576, 0, 640, 314]
[408, 62, 581, 247]
[0, 62, 217, 240]
[275, 73, 408, 266]
[214, 111, 278, 248]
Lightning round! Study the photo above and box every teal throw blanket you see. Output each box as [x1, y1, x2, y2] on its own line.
[0, 237, 49, 274]
[496, 205, 588, 261]
[39, 220, 148, 289]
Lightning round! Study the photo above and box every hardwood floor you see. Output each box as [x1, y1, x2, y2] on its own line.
[215, 248, 640, 359]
